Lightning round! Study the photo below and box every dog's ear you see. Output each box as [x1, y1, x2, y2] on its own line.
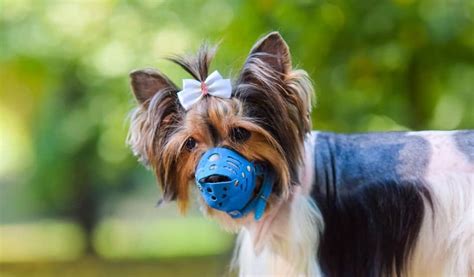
[128, 68, 183, 202]
[248, 31, 292, 75]
[130, 68, 177, 104]
[235, 32, 313, 191]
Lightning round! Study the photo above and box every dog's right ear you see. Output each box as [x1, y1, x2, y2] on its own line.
[130, 68, 177, 104]
[128, 68, 182, 202]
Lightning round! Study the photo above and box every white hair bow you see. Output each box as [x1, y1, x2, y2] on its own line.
[177, 70, 232, 110]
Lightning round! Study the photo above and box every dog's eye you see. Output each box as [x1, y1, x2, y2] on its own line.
[185, 137, 197, 151]
[230, 127, 251, 143]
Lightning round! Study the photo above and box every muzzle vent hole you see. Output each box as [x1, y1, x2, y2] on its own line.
[223, 166, 237, 175]
[222, 194, 227, 198]
[208, 154, 220, 162]
[218, 202, 222, 207]
[227, 156, 241, 165]
[223, 187, 228, 191]
[209, 165, 216, 170]
[211, 196, 217, 201]
[226, 160, 240, 169]
[206, 187, 213, 193]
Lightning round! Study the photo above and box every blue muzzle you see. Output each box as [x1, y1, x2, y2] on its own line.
[195, 147, 274, 220]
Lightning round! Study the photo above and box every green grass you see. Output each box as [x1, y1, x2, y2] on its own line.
[93, 217, 235, 259]
[1, 218, 235, 262]
[0, 256, 235, 277]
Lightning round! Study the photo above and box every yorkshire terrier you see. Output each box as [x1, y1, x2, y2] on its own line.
[128, 32, 473, 276]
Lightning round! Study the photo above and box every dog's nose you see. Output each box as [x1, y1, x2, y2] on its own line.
[203, 174, 230, 183]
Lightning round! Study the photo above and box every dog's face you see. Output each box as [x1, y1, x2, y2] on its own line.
[128, 32, 313, 229]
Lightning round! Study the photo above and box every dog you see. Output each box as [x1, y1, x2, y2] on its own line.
[127, 32, 473, 276]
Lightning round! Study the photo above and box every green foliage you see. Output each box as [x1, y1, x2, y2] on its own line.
[1, 0, 472, 225]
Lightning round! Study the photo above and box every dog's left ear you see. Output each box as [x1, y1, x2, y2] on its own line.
[238, 31, 312, 136]
[248, 31, 292, 75]
[236, 32, 313, 191]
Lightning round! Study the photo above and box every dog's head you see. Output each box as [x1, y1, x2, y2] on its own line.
[128, 32, 313, 229]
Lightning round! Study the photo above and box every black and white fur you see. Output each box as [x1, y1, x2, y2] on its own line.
[235, 130, 473, 276]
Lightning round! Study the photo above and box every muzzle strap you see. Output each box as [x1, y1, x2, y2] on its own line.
[233, 166, 274, 220]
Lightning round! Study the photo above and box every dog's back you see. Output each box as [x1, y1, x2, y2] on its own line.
[311, 130, 473, 276]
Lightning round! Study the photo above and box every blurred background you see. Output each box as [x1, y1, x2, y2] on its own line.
[0, 0, 472, 276]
